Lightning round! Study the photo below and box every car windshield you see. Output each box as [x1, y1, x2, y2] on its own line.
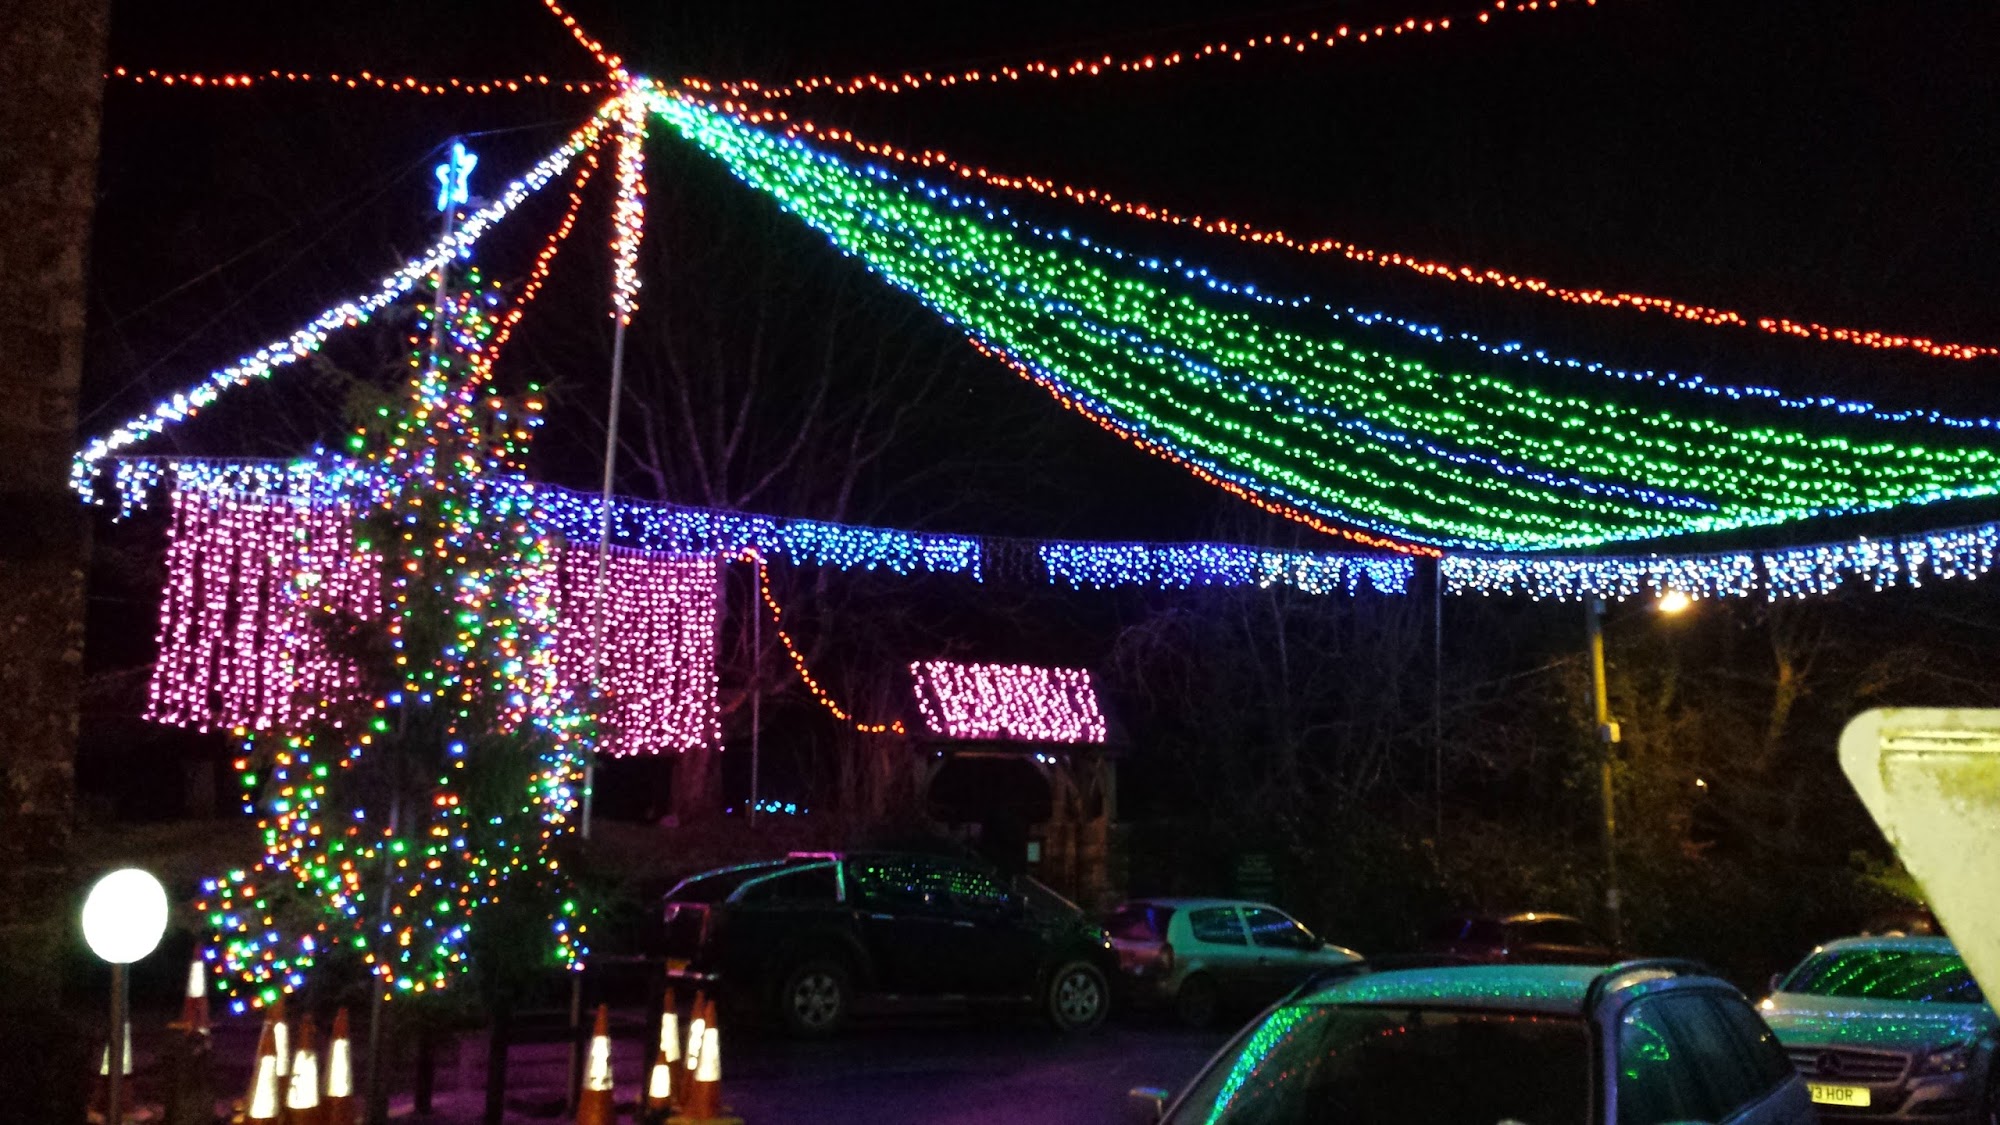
[1165, 1002, 1591, 1125]
[1781, 948, 1986, 1005]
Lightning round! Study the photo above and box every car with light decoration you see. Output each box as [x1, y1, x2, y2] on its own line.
[1127, 958, 1814, 1124]
[658, 851, 1116, 1036]
[1759, 935, 1997, 1123]
[1104, 897, 1362, 1027]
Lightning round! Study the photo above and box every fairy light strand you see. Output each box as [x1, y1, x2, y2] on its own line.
[686, 0, 1604, 102]
[910, 660, 1107, 744]
[72, 100, 622, 498]
[731, 104, 1998, 363]
[105, 67, 605, 94]
[750, 553, 906, 736]
[650, 94, 2000, 553]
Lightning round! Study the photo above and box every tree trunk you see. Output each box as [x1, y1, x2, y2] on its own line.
[0, 0, 108, 1117]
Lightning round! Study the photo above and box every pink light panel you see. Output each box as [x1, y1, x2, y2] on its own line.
[557, 547, 720, 756]
[910, 660, 1107, 744]
[146, 486, 720, 753]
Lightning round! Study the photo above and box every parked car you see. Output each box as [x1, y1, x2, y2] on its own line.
[658, 851, 1117, 1036]
[1760, 935, 1997, 1122]
[1105, 897, 1362, 1027]
[1130, 959, 1815, 1124]
[1421, 910, 1617, 963]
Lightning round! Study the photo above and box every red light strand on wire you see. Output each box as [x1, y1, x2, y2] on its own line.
[960, 338, 1439, 557]
[682, 0, 1601, 102]
[489, 140, 602, 357]
[749, 553, 906, 735]
[538, 0, 630, 83]
[106, 67, 606, 94]
[727, 103, 1999, 363]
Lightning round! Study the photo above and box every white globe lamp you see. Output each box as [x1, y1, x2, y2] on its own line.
[81, 868, 170, 1125]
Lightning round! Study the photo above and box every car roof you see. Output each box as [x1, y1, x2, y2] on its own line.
[1117, 897, 1278, 912]
[1291, 963, 1706, 1016]
[1437, 910, 1589, 926]
[1810, 934, 1960, 955]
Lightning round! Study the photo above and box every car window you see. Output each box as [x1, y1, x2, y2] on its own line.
[847, 857, 946, 913]
[1107, 903, 1174, 942]
[940, 866, 1012, 918]
[1532, 920, 1602, 949]
[1165, 1003, 1590, 1125]
[736, 864, 840, 904]
[1707, 995, 1796, 1093]
[1188, 907, 1248, 946]
[1243, 906, 1315, 950]
[1656, 992, 1769, 1119]
[1780, 947, 1985, 1004]
[1616, 996, 1712, 1125]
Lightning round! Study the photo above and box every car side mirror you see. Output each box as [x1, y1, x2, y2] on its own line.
[1127, 1086, 1170, 1123]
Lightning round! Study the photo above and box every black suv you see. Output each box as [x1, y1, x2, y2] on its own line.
[659, 851, 1118, 1036]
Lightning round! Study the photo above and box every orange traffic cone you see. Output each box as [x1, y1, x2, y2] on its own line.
[682, 992, 707, 1085]
[642, 994, 681, 1122]
[571, 1004, 615, 1125]
[89, 1022, 133, 1124]
[672, 999, 736, 1124]
[285, 1018, 323, 1125]
[175, 958, 210, 1036]
[243, 1020, 282, 1125]
[277, 998, 295, 1084]
[323, 1009, 355, 1125]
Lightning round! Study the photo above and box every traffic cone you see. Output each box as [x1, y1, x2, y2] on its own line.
[89, 1022, 133, 1124]
[571, 1004, 615, 1125]
[270, 997, 292, 1086]
[682, 992, 707, 1085]
[243, 1021, 282, 1125]
[323, 1009, 355, 1125]
[175, 958, 210, 1037]
[642, 994, 681, 1122]
[285, 1018, 323, 1125]
[671, 999, 736, 1124]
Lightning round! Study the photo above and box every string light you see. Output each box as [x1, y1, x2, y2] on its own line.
[910, 661, 1107, 744]
[1040, 541, 1410, 595]
[745, 108, 1999, 363]
[106, 67, 606, 94]
[72, 101, 621, 499]
[538, 0, 630, 83]
[1442, 520, 2000, 602]
[555, 547, 720, 756]
[610, 93, 649, 322]
[686, 0, 1603, 102]
[651, 95, 2000, 553]
[750, 553, 906, 736]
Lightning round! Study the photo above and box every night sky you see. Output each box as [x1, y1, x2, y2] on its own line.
[78, 1, 2000, 819]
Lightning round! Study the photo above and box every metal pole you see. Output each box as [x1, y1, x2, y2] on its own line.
[1433, 558, 1444, 843]
[750, 582, 762, 827]
[582, 318, 629, 841]
[107, 963, 124, 1125]
[1585, 595, 1624, 951]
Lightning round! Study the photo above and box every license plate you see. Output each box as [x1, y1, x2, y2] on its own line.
[1808, 1083, 1871, 1107]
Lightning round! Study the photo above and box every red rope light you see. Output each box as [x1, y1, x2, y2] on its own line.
[748, 553, 906, 735]
[106, 67, 605, 94]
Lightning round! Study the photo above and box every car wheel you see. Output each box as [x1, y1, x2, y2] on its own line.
[1045, 960, 1109, 1032]
[777, 959, 851, 1038]
[1174, 974, 1220, 1029]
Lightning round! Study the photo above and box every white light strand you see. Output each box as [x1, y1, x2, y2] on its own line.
[72, 103, 621, 499]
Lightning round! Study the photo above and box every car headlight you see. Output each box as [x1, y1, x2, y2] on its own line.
[1917, 1043, 1974, 1075]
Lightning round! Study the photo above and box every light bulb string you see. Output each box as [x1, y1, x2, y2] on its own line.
[744, 551, 906, 735]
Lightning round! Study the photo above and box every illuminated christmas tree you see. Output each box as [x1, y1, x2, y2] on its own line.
[197, 267, 595, 1010]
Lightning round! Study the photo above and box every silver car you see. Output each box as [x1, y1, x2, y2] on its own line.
[1105, 897, 1361, 1027]
[1761, 935, 1997, 1123]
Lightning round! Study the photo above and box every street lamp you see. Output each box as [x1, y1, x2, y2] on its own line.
[82, 868, 170, 1125]
[1586, 590, 1696, 952]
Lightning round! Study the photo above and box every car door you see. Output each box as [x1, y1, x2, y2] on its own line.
[1240, 905, 1322, 1001]
[1615, 989, 1815, 1125]
[940, 863, 1044, 996]
[845, 856, 964, 993]
[1183, 906, 1259, 1002]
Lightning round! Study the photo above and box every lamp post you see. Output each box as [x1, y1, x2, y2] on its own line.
[81, 868, 170, 1125]
[1585, 589, 1692, 953]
